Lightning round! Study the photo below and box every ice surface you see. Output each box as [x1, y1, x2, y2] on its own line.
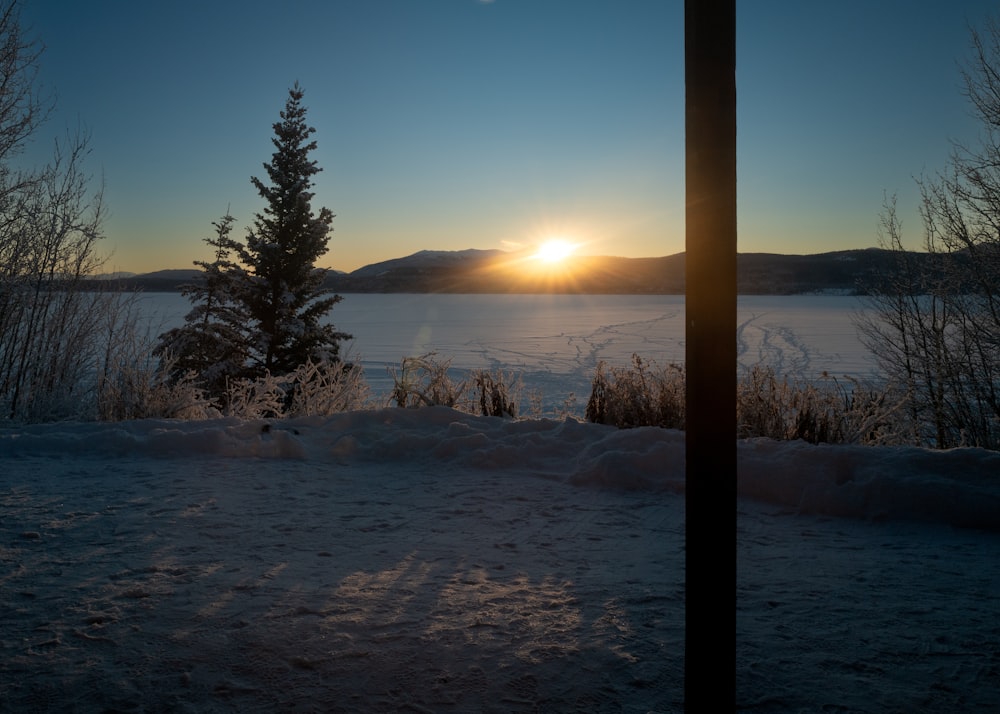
[141, 292, 877, 414]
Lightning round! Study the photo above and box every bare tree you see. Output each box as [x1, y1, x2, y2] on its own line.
[0, 128, 110, 421]
[0, 0, 140, 422]
[857, 19, 1000, 448]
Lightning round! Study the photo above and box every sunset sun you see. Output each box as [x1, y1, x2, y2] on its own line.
[534, 239, 577, 263]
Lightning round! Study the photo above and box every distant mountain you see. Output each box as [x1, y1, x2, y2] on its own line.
[89, 271, 137, 280]
[98, 268, 201, 292]
[321, 248, 682, 294]
[138, 269, 202, 281]
[348, 248, 506, 278]
[323, 248, 905, 295]
[104, 248, 927, 295]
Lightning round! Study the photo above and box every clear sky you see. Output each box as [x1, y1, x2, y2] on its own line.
[18, 0, 999, 274]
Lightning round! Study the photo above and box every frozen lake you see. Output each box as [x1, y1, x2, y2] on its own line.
[141, 292, 877, 413]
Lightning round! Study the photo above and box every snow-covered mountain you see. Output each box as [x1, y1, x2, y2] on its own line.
[348, 248, 505, 278]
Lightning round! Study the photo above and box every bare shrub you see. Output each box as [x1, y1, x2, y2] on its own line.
[558, 392, 578, 420]
[388, 353, 467, 408]
[285, 358, 371, 416]
[524, 388, 544, 418]
[97, 361, 214, 422]
[129, 356, 370, 419]
[471, 368, 521, 418]
[735, 364, 788, 440]
[584, 355, 905, 445]
[0, 132, 110, 421]
[221, 372, 287, 419]
[736, 365, 906, 445]
[832, 374, 914, 446]
[94, 294, 213, 421]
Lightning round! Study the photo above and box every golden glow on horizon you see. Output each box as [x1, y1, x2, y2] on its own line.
[533, 239, 577, 264]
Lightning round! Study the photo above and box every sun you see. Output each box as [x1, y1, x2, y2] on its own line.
[534, 239, 577, 263]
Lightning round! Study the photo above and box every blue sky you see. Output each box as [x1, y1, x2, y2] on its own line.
[19, 0, 999, 273]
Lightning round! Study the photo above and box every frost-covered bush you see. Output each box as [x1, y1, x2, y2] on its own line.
[93, 351, 367, 422]
[221, 371, 287, 419]
[736, 366, 907, 445]
[584, 356, 906, 446]
[95, 300, 216, 421]
[98, 364, 215, 422]
[2, 289, 106, 422]
[284, 358, 370, 416]
[215, 358, 370, 419]
[585, 354, 685, 429]
[389, 353, 467, 409]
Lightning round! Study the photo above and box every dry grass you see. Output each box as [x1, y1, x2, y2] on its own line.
[736, 365, 908, 445]
[470, 368, 522, 418]
[584, 355, 909, 446]
[585, 354, 685, 429]
[387, 353, 523, 418]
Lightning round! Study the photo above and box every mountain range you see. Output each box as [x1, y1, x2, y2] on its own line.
[106, 247, 917, 295]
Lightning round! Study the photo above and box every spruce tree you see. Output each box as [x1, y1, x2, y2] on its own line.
[155, 211, 250, 397]
[238, 82, 349, 376]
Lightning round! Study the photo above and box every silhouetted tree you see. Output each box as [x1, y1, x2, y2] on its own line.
[157, 84, 351, 409]
[237, 82, 350, 376]
[154, 211, 250, 396]
[0, 0, 127, 422]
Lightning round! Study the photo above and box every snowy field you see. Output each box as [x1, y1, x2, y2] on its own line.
[3, 294, 1000, 712]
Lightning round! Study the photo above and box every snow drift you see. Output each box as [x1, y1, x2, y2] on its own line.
[4, 407, 998, 532]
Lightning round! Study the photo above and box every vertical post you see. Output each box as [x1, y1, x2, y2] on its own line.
[684, 0, 736, 710]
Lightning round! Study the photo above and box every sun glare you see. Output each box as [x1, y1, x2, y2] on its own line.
[534, 239, 576, 263]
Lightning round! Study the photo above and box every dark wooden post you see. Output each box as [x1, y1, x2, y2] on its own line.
[684, 0, 736, 709]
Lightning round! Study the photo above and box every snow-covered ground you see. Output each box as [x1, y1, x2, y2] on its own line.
[3, 407, 999, 712]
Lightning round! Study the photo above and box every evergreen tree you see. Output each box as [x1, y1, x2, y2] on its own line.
[155, 83, 349, 409]
[154, 211, 250, 397]
[238, 82, 349, 376]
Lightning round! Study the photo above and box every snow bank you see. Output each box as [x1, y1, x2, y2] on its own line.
[2, 407, 998, 530]
[739, 437, 1000, 531]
